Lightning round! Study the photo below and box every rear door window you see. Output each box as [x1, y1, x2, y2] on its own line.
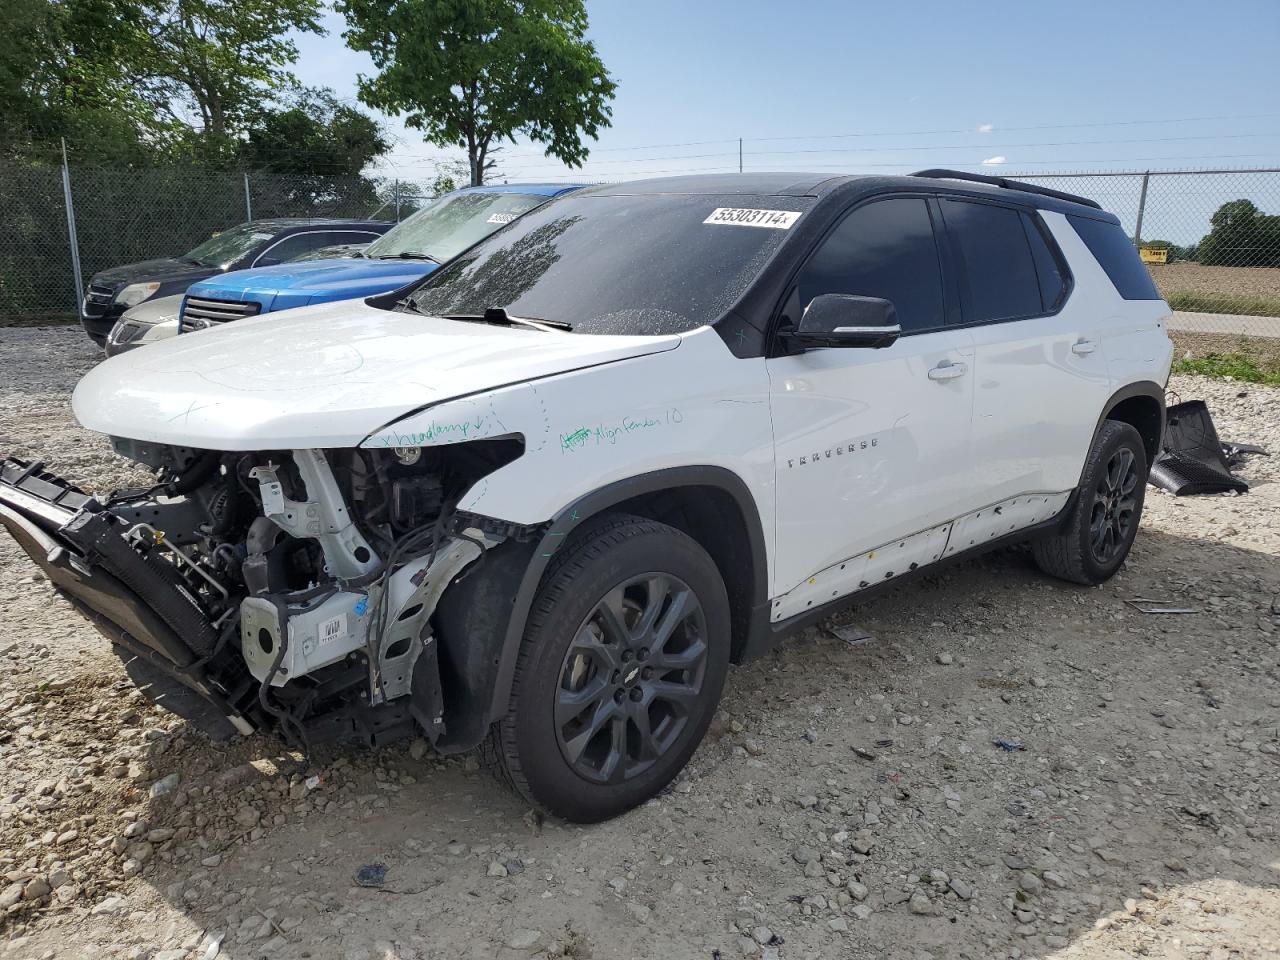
[1068, 215, 1162, 300]
[796, 197, 946, 334]
[940, 199, 1043, 322]
[1023, 212, 1068, 310]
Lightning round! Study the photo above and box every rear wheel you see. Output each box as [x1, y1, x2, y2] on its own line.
[1033, 420, 1148, 585]
[484, 515, 730, 822]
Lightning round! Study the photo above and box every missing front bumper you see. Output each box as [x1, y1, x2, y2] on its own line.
[0, 458, 254, 733]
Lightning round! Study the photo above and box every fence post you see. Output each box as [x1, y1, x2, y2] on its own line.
[243, 173, 253, 222]
[60, 138, 83, 307]
[1133, 171, 1150, 248]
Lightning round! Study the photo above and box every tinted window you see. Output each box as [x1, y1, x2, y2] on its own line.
[797, 198, 944, 333]
[1068, 215, 1162, 300]
[318, 230, 380, 247]
[1024, 213, 1067, 310]
[941, 200, 1042, 322]
[184, 223, 276, 268]
[408, 193, 809, 335]
[257, 232, 326, 265]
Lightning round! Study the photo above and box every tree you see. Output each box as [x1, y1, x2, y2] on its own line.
[138, 0, 325, 144]
[0, 0, 167, 160]
[241, 88, 389, 177]
[337, 0, 616, 186]
[1197, 199, 1280, 268]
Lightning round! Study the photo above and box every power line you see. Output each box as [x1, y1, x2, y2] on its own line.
[498, 132, 1279, 173]
[745, 132, 1277, 157]
[749, 112, 1280, 143]
[742, 153, 1280, 170]
[492, 111, 1280, 159]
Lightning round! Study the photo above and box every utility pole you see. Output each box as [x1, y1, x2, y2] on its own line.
[738, 138, 743, 174]
[1133, 172, 1151, 249]
[60, 139, 83, 306]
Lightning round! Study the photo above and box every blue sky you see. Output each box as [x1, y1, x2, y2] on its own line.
[293, 0, 1280, 192]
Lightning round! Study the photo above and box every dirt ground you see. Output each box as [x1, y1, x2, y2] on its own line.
[1, 327, 1278, 960]
[1151, 263, 1280, 300]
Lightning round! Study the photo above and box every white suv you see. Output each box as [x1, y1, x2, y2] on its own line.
[0, 170, 1172, 822]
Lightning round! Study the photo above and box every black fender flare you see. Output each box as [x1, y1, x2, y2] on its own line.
[1080, 380, 1166, 484]
[431, 465, 769, 753]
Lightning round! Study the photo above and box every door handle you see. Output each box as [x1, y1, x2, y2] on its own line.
[927, 360, 968, 381]
[1071, 338, 1098, 356]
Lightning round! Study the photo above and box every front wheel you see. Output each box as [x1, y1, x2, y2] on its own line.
[484, 515, 730, 822]
[1033, 419, 1148, 585]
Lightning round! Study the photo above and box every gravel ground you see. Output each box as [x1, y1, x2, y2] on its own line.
[1, 326, 1278, 960]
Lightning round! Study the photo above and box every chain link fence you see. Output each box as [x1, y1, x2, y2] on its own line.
[0, 160, 414, 321]
[1010, 169, 1280, 350]
[2, 161, 1279, 350]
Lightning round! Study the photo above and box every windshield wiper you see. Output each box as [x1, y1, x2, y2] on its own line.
[444, 307, 572, 332]
[380, 251, 440, 263]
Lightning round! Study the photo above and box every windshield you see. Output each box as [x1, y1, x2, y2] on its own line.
[184, 223, 275, 268]
[404, 193, 811, 335]
[366, 190, 553, 263]
[291, 243, 370, 262]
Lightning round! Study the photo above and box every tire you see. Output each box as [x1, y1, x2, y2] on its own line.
[483, 514, 731, 822]
[1033, 420, 1148, 585]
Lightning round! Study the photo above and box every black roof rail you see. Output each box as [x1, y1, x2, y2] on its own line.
[910, 168, 1102, 210]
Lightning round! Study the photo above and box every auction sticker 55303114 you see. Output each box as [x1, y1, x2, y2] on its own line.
[703, 208, 802, 229]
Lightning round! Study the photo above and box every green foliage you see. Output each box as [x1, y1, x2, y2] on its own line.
[1197, 199, 1280, 268]
[338, 0, 616, 185]
[0, 0, 386, 176]
[1141, 238, 1197, 262]
[137, 0, 324, 142]
[0, 0, 170, 161]
[1171, 352, 1280, 385]
[242, 89, 389, 177]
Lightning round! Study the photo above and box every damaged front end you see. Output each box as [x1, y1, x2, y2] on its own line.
[0, 437, 524, 749]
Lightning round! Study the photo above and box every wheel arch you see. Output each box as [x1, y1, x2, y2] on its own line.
[1087, 380, 1165, 478]
[431, 466, 770, 753]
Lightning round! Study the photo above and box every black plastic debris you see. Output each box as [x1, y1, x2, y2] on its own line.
[1149, 400, 1250, 496]
[354, 862, 388, 888]
[1222, 440, 1269, 468]
[992, 738, 1025, 753]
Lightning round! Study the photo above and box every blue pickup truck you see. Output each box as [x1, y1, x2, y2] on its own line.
[178, 183, 583, 330]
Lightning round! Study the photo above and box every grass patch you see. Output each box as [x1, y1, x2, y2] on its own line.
[1171, 352, 1280, 385]
[1166, 291, 1280, 318]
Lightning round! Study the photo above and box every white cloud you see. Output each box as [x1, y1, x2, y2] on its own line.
[977, 123, 994, 133]
[981, 155, 1007, 166]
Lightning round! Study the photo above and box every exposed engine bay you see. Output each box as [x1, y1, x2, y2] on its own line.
[0, 437, 527, 748]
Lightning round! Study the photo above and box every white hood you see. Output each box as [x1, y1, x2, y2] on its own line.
[73, 299, 680, 450]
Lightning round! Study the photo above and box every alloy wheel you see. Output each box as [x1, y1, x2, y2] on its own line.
[1089, 447, 1139, 564]
[554, 573, 708, 784]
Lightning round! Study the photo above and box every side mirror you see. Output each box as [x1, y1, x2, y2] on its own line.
[255, 256, 282, 267]
[784, 294, 900, 349]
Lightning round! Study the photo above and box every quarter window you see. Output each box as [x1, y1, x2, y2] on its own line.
[1068, 214, 1162, 300]
[797, 198, 945, 334]
[941, 199, 1042, 322]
